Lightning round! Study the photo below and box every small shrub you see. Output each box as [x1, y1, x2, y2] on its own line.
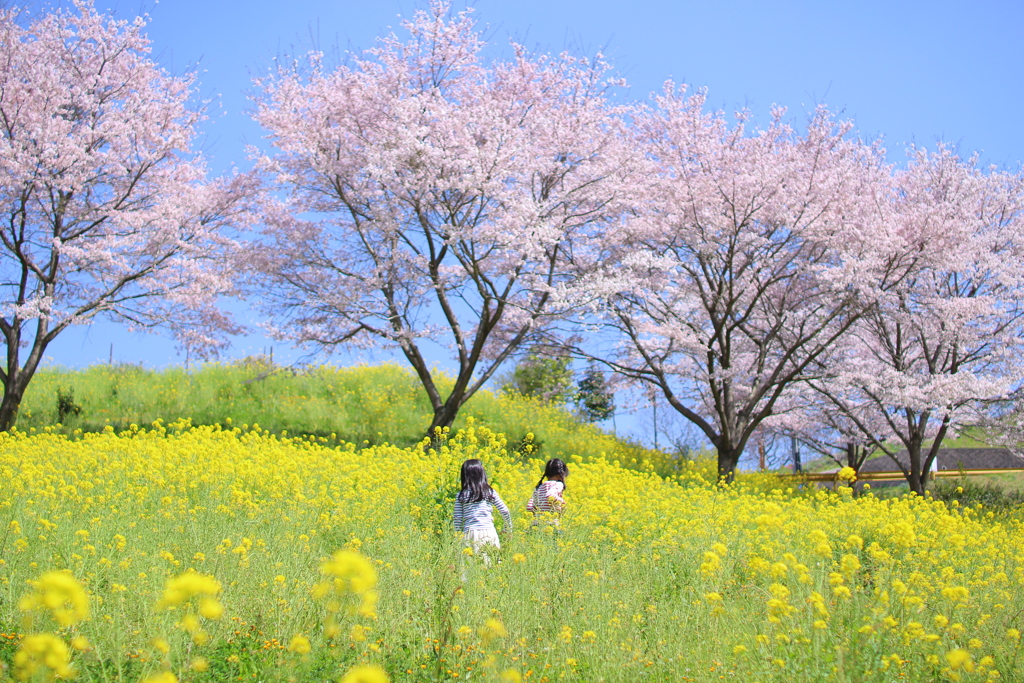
[55, 387, 82, 423]
[932, 475, 1024, 511]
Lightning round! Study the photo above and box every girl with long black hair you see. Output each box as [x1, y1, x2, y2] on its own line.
[453, 459, 512, 561]
[526, 458, 568, 518]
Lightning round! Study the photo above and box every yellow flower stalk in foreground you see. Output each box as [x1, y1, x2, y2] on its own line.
[314, 550, 378, 617]
[155, 570, 223, 644]
[946, 648, 974, 672]
[478, 617, 507, 645]
[141, 672, 177, 683]
[340, 664, 389, 683]
[156, 571, 222, 610]
[13, 633, 74, 681]
[18, 570, 88, 628]
[499, 669, 523, 683]
[287, 634, 311, 654]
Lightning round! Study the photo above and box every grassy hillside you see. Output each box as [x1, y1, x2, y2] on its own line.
[18, 360, 682, 474]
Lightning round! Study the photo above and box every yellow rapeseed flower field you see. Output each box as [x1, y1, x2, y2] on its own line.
[0, 419, 1021, 682]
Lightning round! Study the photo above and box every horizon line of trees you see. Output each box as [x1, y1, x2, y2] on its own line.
[2, 1, 1023, 492]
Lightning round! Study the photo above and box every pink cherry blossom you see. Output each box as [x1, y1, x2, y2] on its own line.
[246, 1, 634, 433]
[0, 2, 251, 429]
[569, 84, 897, 480]
[806, 145, 1024, 492]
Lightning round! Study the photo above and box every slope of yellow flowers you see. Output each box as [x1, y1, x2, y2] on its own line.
[0, 420, 1020, 682]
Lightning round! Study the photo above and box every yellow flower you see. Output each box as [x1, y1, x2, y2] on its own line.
[320, 550, 377, 592]
[13, 633, 74, 681]
[190, 657, 209, 672]
[946, 649, 974, 672]
[313, 550, 378, 617]
[180, 613, 200, 635]
[809, 530, 833, 557]
[500, 670, 523, 683]
[18, 570, 89, 627]
[198, 597, 223, 620]
[358, 589, 379, 619]
[942, 586, 970, 603]
[699, 551, 721, 576]
[840, 553, 861, 575]
[478, 618, 507, 645]
[512, 553, 526, 564]
[340, 664, 390, 683]
[156, 571, 221, 610]
[288, 634, 311, 654]
[141, 673, 178, 683]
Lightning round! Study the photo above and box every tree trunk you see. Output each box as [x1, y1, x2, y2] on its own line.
[0, 320, 51, 433]
[0, 374, 29, 432]
[905, 441, 926, 495]
[906, 469, 925, 496]
[717, 445, 741, 483]
[426, 399, 464, 444]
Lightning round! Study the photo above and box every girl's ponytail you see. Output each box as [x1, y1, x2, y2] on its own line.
[535, 458, 569, 490]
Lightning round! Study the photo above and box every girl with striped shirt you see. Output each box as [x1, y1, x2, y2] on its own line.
[527, 458, 568, 518]
[453, 459, 512, 559]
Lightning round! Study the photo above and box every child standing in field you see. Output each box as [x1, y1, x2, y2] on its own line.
[527, 458, 568, 522]
[453, 459, 512, 563]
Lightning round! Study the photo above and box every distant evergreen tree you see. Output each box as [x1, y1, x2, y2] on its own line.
[576, 366, 615, 422]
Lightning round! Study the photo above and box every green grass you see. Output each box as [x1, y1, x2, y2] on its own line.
[18, 360, 674, 473]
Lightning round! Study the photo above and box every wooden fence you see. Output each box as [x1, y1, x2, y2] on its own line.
[785, 468, 1024, 483]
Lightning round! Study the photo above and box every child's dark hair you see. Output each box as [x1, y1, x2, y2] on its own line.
[535, 458, 569, 490]
[458, 459, 493, 503]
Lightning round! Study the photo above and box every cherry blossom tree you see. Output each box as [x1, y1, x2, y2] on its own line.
[571, 86, 900, 480]
[767, 383, 888, 475]
[0, 2, 250, 430]
[807, 147, 1024, 494]
[976, 395, 1024, 455]
[247, 2, 632, 434]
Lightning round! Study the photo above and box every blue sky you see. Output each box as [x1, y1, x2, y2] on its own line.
[29, 0, 1024, 443]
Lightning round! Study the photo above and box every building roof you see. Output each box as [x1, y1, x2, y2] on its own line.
[858, 447, 1024, 473]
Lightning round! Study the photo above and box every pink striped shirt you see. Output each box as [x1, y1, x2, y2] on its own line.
[526, 480, 565, 513]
